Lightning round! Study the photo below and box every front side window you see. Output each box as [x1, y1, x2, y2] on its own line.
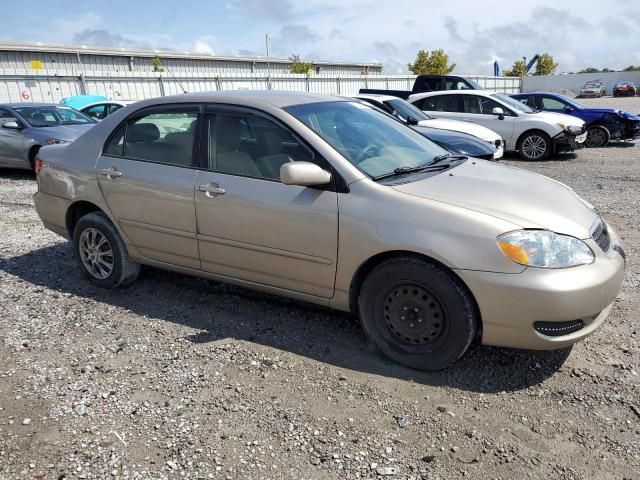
[415, 94, 460, 113]
[541, 97, 566, 110]
[0, 108, 15, 122]
[13, 106, 94, 127]
[208, 112, 313, 181]
[285, 101, 448, 179]
[118, 109, 198, 166]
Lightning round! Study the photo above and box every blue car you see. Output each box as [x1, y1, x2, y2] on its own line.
[511, 92, 640, 147]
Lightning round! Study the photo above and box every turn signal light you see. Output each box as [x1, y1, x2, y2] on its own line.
[497, 240, 528, 265]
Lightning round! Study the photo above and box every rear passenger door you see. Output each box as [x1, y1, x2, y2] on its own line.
[96, 105, 202, 269]
[194, 105, 338, 298]
[413, 94, 462, 121]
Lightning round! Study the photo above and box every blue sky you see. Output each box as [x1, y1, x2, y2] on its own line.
[3, 0, 640, 74]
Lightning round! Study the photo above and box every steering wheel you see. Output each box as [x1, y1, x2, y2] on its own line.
[355, 144, 380, 163]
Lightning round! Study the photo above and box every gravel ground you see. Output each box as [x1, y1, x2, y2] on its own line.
[0, 96, 638, 480]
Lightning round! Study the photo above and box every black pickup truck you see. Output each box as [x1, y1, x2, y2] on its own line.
[360, 75, 482, 99]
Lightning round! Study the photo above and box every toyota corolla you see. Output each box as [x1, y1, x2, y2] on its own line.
[33, 92, 625, 371]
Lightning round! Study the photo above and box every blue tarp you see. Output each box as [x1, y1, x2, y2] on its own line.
[59, 95, 108, 110]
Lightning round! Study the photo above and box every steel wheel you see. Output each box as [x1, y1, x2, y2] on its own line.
[78, 227, 114, 279]
[384, 284, 446, 346]
[585, 126, 609, 148]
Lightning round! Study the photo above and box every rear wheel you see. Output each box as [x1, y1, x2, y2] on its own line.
[73, 212, 140, 288]
[585, 125, 610, 148]
[358, 257, 478, 371]
[518, 131, 551, 161]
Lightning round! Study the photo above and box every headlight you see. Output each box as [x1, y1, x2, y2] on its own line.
[45, 138, 70, 145]
[497, 230, 594, 268]
[557, 124, 582, 134]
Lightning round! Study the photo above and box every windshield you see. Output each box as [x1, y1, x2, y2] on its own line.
[583, 82, 601, 88]
[13, 106, 94, 127]
[385, 98, 431, 122]
[466, 78, 483, 89]
[492, 93, 535, 113]
[285, 101, 449, 179]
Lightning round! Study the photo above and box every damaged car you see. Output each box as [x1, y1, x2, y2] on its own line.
[512, 92, 640, 147]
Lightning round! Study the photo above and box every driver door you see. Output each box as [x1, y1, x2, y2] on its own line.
[460, 95, 516, 145]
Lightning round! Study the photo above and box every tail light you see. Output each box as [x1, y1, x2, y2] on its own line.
[34, 156, 43, 175]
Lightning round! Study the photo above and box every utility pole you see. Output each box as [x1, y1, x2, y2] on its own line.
[264, 33, 271, 83]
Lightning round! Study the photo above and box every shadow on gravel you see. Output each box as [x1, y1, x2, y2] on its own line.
[0, 168, 34, 180]
[0, 243, 571, 394]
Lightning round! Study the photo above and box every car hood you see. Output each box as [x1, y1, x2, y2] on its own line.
[392, 160, 597, 238]
[412, 126, 495, 156]
[528, 111, 585, 127]
[28, 123, 95, 141]
[418, 118, 500, 142]
[578, 108, 640, 121]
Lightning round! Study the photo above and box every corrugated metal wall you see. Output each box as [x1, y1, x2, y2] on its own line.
[0, 73, 521, 103]
[0, 49, 382, 77]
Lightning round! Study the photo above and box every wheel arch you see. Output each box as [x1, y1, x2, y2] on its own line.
[348, 251, 482, 335]
[65, 200, 104, 237]
[515, 128, 552, 150]
[28, 144, 42, 168]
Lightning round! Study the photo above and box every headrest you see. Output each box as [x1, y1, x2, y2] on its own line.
[257, 131, 282, 156]
[128, 123, 160, 143]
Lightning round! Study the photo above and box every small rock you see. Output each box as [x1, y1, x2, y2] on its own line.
[73, 404, 88, 416]
[166, 460, 178, 470]
[22, 418, 31, 425]
[310, 457, 321, 466]
[377, 466, 399, 476]
[394, 415, 410, 428]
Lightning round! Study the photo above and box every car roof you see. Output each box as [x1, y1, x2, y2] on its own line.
[129, 91, 349, 110]
[1, 102, 62, 108]
[409, 90, 498, 100]
[354, 93, 400, 103]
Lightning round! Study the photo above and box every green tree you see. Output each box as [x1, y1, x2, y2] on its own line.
[533, 53, 559, 76]
[151, 56, 164, 72]
[623, 65, 640, 71]
[503, 60, 527, 77]
[577, 67, 601, 74]
[288, 54, 312, 75]
[407, 49, 456, 75]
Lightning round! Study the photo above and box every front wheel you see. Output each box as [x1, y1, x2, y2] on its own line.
[73, 212, 140, 288]
[358, 257, 478, 371]
[518, 131, 551, 161]
[585, 125, 610, 148]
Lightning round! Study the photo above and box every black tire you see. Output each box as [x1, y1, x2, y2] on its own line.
[585, 125, 610, 148]
[358, 257, 478, 371]
[72, 211, 140, 288]
[517, 130, 551, 161]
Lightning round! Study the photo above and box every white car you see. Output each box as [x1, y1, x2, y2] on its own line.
[355, 94, 504, 159]
[408, 90, 586, 161]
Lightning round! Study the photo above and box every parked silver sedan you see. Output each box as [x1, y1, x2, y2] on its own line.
[0, 103, 95, 171]
[33, 91, 625, 371]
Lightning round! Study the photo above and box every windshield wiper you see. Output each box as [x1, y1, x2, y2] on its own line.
[431, 154, 468, 164]
[372, 162, 450, 181]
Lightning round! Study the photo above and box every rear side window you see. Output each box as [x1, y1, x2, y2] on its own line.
[104, 108, 199, 167]
[108, 104, 123, 115]
[416, 95, 460, 113]
[84, 104, 107, 120]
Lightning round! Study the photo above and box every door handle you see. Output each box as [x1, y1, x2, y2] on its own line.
[198, 183, 226, 197]
[98, 167, 123, 178]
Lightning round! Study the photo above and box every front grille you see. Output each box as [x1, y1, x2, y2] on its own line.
[534, 320, 585, 337]
[591, 217, 611, 252]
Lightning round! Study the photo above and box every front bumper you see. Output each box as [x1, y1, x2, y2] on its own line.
[552, 130, 583, 153]
[455, 226, 625, 350]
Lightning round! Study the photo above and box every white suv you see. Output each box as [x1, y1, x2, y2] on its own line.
[408, 90, 586, 160]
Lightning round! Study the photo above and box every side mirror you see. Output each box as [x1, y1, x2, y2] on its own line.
[280, 161, 331, 187]
[406, 116, 419, 126]
[2, 120, 21, 130]
[563, 106, 574, 113]
[492, 107, 505, 120]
